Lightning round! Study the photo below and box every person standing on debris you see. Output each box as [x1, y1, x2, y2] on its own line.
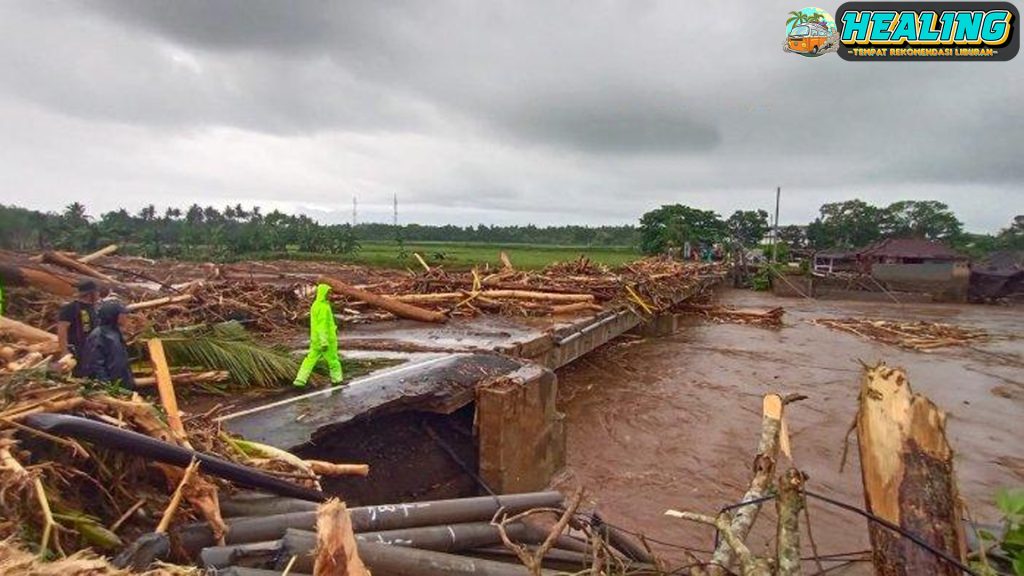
[57, 279, 99, 377]
[293, 283, 343, 388]
[82, 300, 136, 390]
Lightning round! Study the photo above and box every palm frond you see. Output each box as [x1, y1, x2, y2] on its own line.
[145, 321, 298, 388]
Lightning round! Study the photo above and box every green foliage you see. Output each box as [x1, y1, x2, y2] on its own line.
[148, 321, 299, 387]
[751, 264, 776, 291]
[974, 488, 1024, 576]
[639, 204, 725, 255]
[882, 200, 962, 240]
[726, 209, 770, 249]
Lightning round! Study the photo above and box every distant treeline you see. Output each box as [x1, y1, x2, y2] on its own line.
[0, 203, 639, 260]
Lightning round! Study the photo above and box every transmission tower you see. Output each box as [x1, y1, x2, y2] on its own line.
[352, 196, 357, 226]
[393, 193, 398, 227]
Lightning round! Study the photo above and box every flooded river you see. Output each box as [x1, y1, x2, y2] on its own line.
[555, 290, 1023, 570]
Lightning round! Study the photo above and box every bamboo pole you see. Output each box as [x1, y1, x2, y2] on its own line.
[317, 276, 447, 323]
[855, 363, 965, 576]
[78, 244, 118, 264]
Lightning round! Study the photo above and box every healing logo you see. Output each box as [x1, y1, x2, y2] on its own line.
[785, 7, 839, 57]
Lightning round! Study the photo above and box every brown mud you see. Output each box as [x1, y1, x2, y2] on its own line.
[555, 289, 1023, 568]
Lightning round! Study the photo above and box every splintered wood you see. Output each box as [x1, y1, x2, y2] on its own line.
[811, 317, 987, 350]
[856, 363, 965, 575]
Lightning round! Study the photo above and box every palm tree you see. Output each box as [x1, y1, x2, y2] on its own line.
[787, 10, 809, 30]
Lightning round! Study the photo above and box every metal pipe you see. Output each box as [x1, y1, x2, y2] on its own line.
[279, 523, 532, 573]
[178, 491, 565, 556]
[199, 540, 281, 569]
[221, 494, 319, 518]
[23, 413, 324, 502]
[357, 540, 557, 576]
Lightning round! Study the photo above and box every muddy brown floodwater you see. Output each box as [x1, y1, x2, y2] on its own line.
[555, 289, 1023, 573]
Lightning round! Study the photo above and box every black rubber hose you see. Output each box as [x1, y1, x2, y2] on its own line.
[23, 413, 325, 502]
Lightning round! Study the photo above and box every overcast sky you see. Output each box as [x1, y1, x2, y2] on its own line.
[0, 1, 1020, 232]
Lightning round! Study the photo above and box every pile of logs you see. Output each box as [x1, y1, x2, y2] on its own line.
[676, 304, 785, 327]
[811, 317, 987, 350]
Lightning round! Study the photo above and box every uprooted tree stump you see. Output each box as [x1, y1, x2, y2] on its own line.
[855, 362, 966, 576]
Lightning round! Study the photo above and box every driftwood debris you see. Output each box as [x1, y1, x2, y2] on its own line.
[42, 251, 119, 284]
[0, 262, 76, 297]
[812, 317, 987, 350]
[318, 275, 448, 323]
[678, 304, 784, 327]
[77, 244, 118, 264]
[855, 362, 965, 575]
[313, 498, 369, 576]
[127, 294, 194, 312]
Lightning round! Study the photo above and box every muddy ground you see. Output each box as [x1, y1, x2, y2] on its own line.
[555, 289, 1022, 571]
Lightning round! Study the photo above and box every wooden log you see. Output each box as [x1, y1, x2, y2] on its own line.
[856, 363, 965, 576]
[78, 244, 118, 263]
[314, 498, 369, 576]
[42, 251, 119, 283]
[127, 294, 194, 312]
[0, 316, 58, 347]
[550, 301, 603, 315]
[317, 276, 447, 324]
[775, 468, 805, 576]
[708, 394, 785, 575]
[134, 370, 229, 387]
[306, 460, 370, 477]
[0, 262, 76, 297]
[499, 251, 514, 270]
[390, 290, 595, 304]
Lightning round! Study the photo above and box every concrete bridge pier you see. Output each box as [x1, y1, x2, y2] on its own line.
[477, 364, 566, 493]
[632, 311, 679, 337]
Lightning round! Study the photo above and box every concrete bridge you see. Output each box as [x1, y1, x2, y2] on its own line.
[218, 273, 721, 504]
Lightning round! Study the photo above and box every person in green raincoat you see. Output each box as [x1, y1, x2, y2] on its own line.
[294, 283, 343, 387]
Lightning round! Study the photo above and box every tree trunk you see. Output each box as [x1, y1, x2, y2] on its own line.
[0, 263, 76, 297]
[856, 363, 965, 576]
[0, 316, 58, 347]
[42, 251, 119, 284]
[775, 468, 805, 576]
[708, 394, 785, 575]
[318, 276, 447, 323]
[78, 244, 118, 263]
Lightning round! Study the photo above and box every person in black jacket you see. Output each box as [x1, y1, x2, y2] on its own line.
[57, 279, 99, 377]
[82, 300, 136, 390]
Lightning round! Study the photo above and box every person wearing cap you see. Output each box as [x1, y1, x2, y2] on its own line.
[57, 279, 99, 376]
[81, 300, 136, 390]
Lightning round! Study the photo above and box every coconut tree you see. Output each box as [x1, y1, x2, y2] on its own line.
[787, 10, 809, 30]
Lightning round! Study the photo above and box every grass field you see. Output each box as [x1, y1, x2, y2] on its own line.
[254, 241, 641, 270]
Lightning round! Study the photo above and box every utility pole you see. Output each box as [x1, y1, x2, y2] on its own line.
[393, 193, 398, 228]
[352, 196, 357, 227]
[772, 186, 781, 263]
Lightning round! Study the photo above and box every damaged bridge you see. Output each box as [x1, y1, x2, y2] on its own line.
[219, 273, 723, 504]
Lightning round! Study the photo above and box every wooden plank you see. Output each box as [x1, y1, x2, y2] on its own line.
[147, 338, 190, 448]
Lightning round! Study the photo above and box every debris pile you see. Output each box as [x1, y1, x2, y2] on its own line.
[676, 303, 785, 327]
[810, 317, 988, 350]
[0, 374, 367, 569]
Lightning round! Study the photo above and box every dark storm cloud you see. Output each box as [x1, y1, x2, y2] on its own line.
[0, 1, 1020, 231]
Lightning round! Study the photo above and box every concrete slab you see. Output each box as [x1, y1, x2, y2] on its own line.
[219, 353, 523, 450]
